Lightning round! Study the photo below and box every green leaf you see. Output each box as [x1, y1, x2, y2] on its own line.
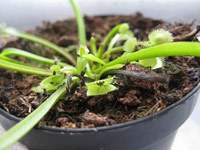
[119, 23, 129, 34]
[152, 57, 164, 69]
[70, 0, 87, 45]
[0, 58, 51, 76]
[77, 57, 87, 74]
[107, 34, 121, 50]
[138, 57, 164, 69]
[0, 85, 66, 150]
[100, 42, 200, 70]
[32, 75, 65, 93]
[82, 54, 106, 65]
[77, 46, 89, 56]
[85, 64, 95, 80]
[123, 38, 137, 52]
[104, 28, 134, 59]
[0, 55, 31, 66]
[86, 77, 117, 96]
[60, 65, 78, 75]
[50, 65, 61, 73]
[1, 48, 66, 66]
[139, 58, 157, 68]
[98, 23, 130, 54]
[90, 37, 97, 55]
[98, 64, 123, 79]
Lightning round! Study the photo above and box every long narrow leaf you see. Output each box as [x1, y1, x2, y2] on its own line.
[1, 48, 66, 66]
[0, 85, 66, 150]
[82, 54, 106, 65]
[70, 0, 87, 45]
[103, 42, 200, 69]
[0, 55, 31, 66]
[0, 25, 76, 65]
[98, 24, 127, 53]
[0, 59, 52, 76]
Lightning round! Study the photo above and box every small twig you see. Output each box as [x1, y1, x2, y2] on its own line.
[67, 74, 85, 92]
[174, 25, 200, 41]
[104, 70, 170, 83]
[144, 100, 162, 116]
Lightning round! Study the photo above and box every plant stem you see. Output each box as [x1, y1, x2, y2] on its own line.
[70, 0, 87, 45]
[137, 41, 151, 46]
[82, 54, 106, 65]
[0, 55, 31, 66]
[1, 48, 66, 66]
[104, 42, 152, 58]
[0, 59, 52, 76]
[63, 45, 78, 53]
[1, 26, 76, 65]
[90, 37, 97, 55]
[106, 46, 124, 56]
[97, 24, 125, 55]
[101, 42, 200, 70]
[0, 85, 66, 150]
[97, 45, 104, 58]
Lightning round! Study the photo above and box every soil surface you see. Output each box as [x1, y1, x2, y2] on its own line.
[0, 13, 200, 128]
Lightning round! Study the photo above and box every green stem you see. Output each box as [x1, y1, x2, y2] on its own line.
[104, 42, 151, 58]
[97, 45, 104, 58]
[110, 46, 124, 54]
[103, 42, 151, 59]
[0, 55, 31, 66]
[0, 85, 66, 150]
[1, 48, 66, 66]
[104, 46, 124, 58]
[0, 26, 76, 65]
[90, 37, 97, 55]
[0, 59, 52, 76]
[98, 42, 200, 72]
[137, 41, 152, 46]
[63, 45, 78, 53]
[97, 24, 125, 54]
[70, 0, 87, 45]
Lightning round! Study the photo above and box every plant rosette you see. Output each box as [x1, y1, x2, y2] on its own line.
[0, 0, 200, 150]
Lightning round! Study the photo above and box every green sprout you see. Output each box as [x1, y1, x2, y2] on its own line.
[70, 0, 87, 45]
[0, 0, 200, 149]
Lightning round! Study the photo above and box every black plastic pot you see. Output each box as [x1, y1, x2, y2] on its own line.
[0, 84, 199, 150]
[1, 1, 200, 150]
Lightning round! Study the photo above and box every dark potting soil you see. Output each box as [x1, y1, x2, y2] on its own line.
[0, 13, 199, 128]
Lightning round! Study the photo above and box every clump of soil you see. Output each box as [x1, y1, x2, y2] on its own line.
[0, 13, 199, 128]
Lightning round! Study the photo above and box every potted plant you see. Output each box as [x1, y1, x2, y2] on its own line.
[0, 0, 200, 149]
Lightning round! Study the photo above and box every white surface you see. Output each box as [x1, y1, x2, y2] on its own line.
[171, 95, 200, 150]
[0, 0, 200, 29]
[172, 119, 200, 150]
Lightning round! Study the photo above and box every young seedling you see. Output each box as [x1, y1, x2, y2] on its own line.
[0, 0, 200, 149]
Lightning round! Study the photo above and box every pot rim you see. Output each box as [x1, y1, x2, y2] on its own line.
[0, 83, 199, 133]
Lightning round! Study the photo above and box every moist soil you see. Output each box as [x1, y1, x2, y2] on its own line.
[0, 13, 199, 128]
